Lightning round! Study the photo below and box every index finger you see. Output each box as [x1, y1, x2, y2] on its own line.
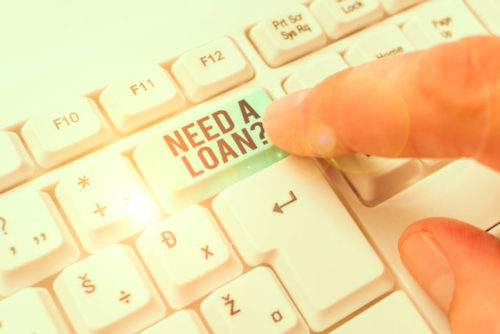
[263, 36, 500, 171]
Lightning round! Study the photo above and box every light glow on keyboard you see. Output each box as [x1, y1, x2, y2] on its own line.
[124, 195, 157, 224]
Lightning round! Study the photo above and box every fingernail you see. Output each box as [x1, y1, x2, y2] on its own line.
[399, 232, 455, 312]
[264, 89, 310, 121]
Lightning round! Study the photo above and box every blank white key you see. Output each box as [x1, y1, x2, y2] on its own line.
[330, 291, 433, 334]
[21, 96, 111, 169]
[250, 5, 326, 67]
[284, 53, 348, 93]
[100, 65, 185, 133]
[344, 25, 416, 66]
[213, 156, 393, 331]
[55, 154, 161, 253]
[379, 0, 423, 14]
[310, 0, 384, 40]
[172, 37, 254, 103]
[331, 154, 423, 204]
[137, 205, 242, 309]
[54, 244, 166, 334]
[201, 267, 309, 334]
[402, 0, 489, 49]
[140, 310, 208, 334]
[0, 131, 34, 192]
[0, 190, 79, 296]
[0, 288, 70, 334]
[464, 0, 500, 36]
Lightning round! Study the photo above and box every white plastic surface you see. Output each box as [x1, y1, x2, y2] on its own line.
[201, 267, 309, 334]
[100, 65, 185, 133]
[213, 156, 394, 331]
[379, 0, 423, 14]
[0, 288, 70, 334]
[344, 25, 416, 66]
[283, 53, 348, 93]
[332, 154, 423, 204]
[0, 131, 35, 192]
[402, 0, 488, 49]
[54, 244, 166, 334]
[55, 154, 161, 253]
[310, 0, 384, 40]
[140, 310, 208, 334]
[250, 5, 326, 67]
[137, 205, 242, 309]
[330, 291, 433, 334]
[464, 0, 500, 36]
[0, 190, 80, 296]
[21, 97, 111, 169]
[172, 37, 254, 103]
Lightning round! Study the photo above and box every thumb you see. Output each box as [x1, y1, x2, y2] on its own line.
[399, 218, 500, 334]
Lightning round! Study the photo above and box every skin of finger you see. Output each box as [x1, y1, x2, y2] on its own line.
[399, 218, 500, 334]
[265, 36, 500, 169]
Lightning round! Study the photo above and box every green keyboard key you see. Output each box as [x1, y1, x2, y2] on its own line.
[134, 89, 286, 213]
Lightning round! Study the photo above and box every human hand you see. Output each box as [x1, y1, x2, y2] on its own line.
[263, 36, 500, 334]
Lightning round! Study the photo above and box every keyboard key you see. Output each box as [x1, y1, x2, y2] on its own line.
[310, 0, 384, 40]
[201, 267, 309, 334]
[283, 53, 348, 93]
[54, 244, 166, 334]
[330, 291, 433, 334]
[134, 89, 286, 213]
[250, 5, 326, 67]
[331, 154, 423, 204]
[55, 154, 161, 253]
[0, 288, 70, 334]
[344, 25, 416, 66]
[0, 190, 79, 296]
[140, 310, 208, 334]
[21, 97, 111, 169]
[172, 37, 254, 103]
[0, 131, 35, 192]
[464, 0, 500, 36]
[379, 0, 423, 14]
[402, 0, 488, 49]
[100, 65, 185, 133]
[136, 205, 242, 309]
[213, 156, 393, 331]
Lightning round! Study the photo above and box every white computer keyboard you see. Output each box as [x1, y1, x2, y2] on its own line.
[1, 0, 500, 333]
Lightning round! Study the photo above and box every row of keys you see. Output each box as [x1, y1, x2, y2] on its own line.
[3, 0, 493, 190]
[250, 0, 424, 67]
[253, 0, 492, 67]
[1, 37, 253, 176]
[1, 156, 393, 333]
[0, 88, 281, 297]
[0, 285, 432, 334]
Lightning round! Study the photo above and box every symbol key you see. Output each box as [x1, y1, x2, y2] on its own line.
[54, 244, 165, 334]
[0, 190, 79, 296]
[55, 154, 161, 253]
[201, 267, 308, 334]
[137, 205, 242, 309]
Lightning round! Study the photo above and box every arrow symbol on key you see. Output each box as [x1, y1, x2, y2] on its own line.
[272, 190, 297, 214]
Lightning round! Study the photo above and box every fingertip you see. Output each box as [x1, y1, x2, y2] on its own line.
[263, 89, 312, 156]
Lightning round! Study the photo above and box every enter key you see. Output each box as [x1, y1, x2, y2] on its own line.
[133, 89, 286, 213]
